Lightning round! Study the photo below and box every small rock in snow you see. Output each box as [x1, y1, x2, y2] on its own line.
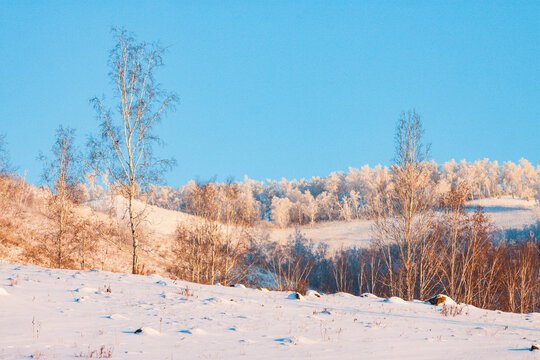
[427, 294, 457, 306]
[287, 292, 304, 301]
[360, 293, 378, 298]
[134, 327, 161, 336]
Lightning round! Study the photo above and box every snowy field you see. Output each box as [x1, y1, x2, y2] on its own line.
[269, 197, 539, 250]
[465, 197, 539, 230]
[1, 264, 538, 359]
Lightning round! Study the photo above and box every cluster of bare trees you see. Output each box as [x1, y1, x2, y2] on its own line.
[169, 182, 256, 286]
[245, 112, 538, 313]
[255, 184, 538, 313]
[273, 212, 539, 313]
[365, 111, 539, 310]
[39, 126, 82, 268]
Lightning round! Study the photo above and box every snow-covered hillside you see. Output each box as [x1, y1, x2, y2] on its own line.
[93, 196, 538, 254]
[465, 197, 539, 230]
[268, 197, 539, 251]
[0, 264, 538, 359]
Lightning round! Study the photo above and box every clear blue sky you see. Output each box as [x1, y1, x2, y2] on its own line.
[1, 1, 538, 186]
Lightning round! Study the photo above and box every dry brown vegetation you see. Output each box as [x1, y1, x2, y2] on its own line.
[169, 182, 257, 286]
[0, 174, 172, 275]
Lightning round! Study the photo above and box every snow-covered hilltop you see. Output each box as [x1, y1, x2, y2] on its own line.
[0, 264, 538, 359]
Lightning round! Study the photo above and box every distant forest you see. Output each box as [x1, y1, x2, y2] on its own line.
[82, 158, 539, 227]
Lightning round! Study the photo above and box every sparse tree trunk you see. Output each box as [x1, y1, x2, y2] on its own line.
[128, 192, 139, 274]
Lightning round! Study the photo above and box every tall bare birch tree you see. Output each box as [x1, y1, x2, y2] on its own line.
[370, 111, 438, 300]
[90, 29, 177, 274]
[40, 126, 81, 268]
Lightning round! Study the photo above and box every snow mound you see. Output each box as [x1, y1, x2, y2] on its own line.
[134, 327, 161, 336]
[332, 292, 356, 298]
[296, 336, 317, 344]
[275, 337, 296, 345]
[234, 284, 246, 288]
[160, 292, 176, 299]
[275, 335, 315, 345]
[384, 296, 407, 304]
[204, 297, 227, 304]
[360, 293, 378, 299]
[107, 313, 127, 320]
[305, 290, 321, 298]
[0, 287, 8, 296]
[74, 287, 97, 293]
[287, 292, 304, 300]
[180, 328, 206, 335]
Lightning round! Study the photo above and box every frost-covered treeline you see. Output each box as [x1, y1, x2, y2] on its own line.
[82, 158, 540, 227]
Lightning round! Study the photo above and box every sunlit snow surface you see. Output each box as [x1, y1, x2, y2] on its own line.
[1, 264, 539, 359]
[270, 197, 539, 250]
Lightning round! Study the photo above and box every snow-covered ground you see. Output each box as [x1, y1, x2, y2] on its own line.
[269, 220, 374, 250]
[269, 197, 539, 251]
[1, 264, 538, 359]
[465, 197, 539, 230]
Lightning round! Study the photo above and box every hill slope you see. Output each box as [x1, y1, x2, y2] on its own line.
[0, 264, 538, 359]
[268, 197, 539, 250]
